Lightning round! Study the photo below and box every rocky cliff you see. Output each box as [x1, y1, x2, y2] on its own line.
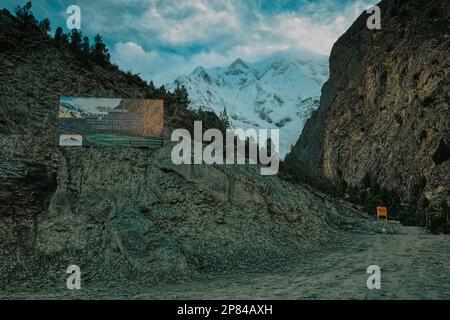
[285, 0, 449, 218]
[0, 8, 370, 288]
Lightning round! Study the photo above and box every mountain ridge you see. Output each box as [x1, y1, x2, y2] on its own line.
[168, 54, 329, 158]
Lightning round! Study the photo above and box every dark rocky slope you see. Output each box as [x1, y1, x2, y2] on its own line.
[0, 9, 370, 288]
[285, 0, 449, 225]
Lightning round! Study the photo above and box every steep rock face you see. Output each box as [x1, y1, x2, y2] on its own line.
[286, 0, 450, 206]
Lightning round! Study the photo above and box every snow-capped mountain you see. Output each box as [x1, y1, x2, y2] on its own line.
[168, 54, 329, 158]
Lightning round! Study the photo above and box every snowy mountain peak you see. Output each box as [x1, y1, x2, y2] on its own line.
[192, 66, 207, 74]
[230, 58, 250, 70]
[168, 54, 329, 158]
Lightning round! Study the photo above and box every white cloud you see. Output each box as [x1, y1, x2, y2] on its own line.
[109, 0, 374, 85]
[137, 0, 241, 45]
[239, 0, 372, 58]
[114, 41, 157, 63]
[112, 42, 191, 84]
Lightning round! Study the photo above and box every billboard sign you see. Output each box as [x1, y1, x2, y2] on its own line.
[58, 97, 164, 147]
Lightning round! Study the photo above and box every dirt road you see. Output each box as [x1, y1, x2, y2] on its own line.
[2, 226, 449, 299]
[131, 226, 449, 300]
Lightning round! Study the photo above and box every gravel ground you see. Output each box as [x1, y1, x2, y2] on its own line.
[2, 225, 449, 300]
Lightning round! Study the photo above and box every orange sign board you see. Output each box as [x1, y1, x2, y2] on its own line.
[377, 207, 388, 220]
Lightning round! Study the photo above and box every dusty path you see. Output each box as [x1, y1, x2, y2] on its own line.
[2, 226, 449, 299]
[130, 226, 449, 300]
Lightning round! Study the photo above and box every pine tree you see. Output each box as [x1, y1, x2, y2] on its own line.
[220, 106, 230, 128]
[15, 1, 37, 27]
[38, 18, 51, 37]
[53, 27, 68, 46]
[174, 85, 190, 109]
[69, 29, 82, 54]
[92, 34, 110, 64]
[54, 27, 63, 42]
[80, 36, 91, 56]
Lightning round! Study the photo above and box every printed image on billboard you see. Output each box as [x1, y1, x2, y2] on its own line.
[58, 97, 164, 147]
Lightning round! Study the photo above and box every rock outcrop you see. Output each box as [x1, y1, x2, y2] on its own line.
[286, 0, 449, 210]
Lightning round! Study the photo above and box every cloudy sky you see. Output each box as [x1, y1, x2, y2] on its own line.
[2, 0, 375, 85]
